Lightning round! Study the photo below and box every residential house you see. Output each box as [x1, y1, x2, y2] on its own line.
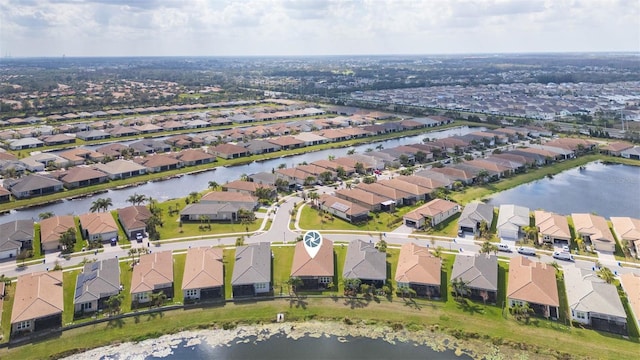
[333, 156, 375, 173]
[343, 240, 386, 288]
[275, 167, 315, 186]
[41, 134, 76, 146]
[129, 139, 171, 154]
[430, 167, 477, 185]
[76, 130, 110, 141]
[600, 142, 634, 156]
[290, 238, 334, 290]
[0, 219, 34, 259]
[20, 153, 68, 172]
[58, 167, 109, 189]
[535, 210, 571, 246]
[620, 273, 640, 328]
[131, 251, 174, 305]
[209, 143, 250, 159]
[497, 204, 530, 241]
[93, 159, 147, 180]
[318, 194, 370, 224]
[182, 247, 224, 301]
[355, 182, 409, 208]
[73, 258, 121, 314]
[413, 170, 454, 189]
[457, 203, 495, 235]
[222, 180, 276, 198]
[378, 179, 432, 203]
[571, 213, 616, 253]
[200, 191, 258, 210]
[335, 188, 394, 212]
[39, 215, 75, 253]
[451, 254, 498, 303]
[565, 267, 627, 335]
[232, 242, 271, 298]
[174, 149, 216, 166]
[180, 202, 250, 222]
[248, 172, 278, 186]
[5, 174, 64, 199]
[311, 159, 356, 176]
[620, 147, 640, 160]
[507, 256, 559, 319]
[395, 242, 442, 298]
[58, 148, 105, 165]
[293, 132, 328, 146]
[8, 137, 44, 150]
[397, 175, 444, 191]
[403, 199, 460, 229]
[118, 206, 152, 240]
[11, 271, 63, 335]
[610, 217, 640, 257]
[266, 136, 305, 150]
[78, 212, 119, 244]
[238, 139, 281, 155]
[0, 186, 10, 202]
[134, 153, 183, 173]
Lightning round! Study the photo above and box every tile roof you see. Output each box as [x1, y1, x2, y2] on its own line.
[39, 215, 75, 244]
[535, 210, 571, 240]
[507, 256, 559, 307]
[395, 242, 441, 285]
[610, 217, 640, 242]
[118, 206, 152, 231]
[451, 254, 498, 291]
[201, 191, 258, 204]
[182, 247, 224, 290]
[571, 213, 615, 252]
[335, 188, 388, 206]
[291, 238, 334, 278]
[231, 242, 271, 285]
[343, 239, 386, 281]
[319, 194, 369, 217]
[458, 203, 494, 229]
[78, 212, 118, 235]
[403, 199, 459, 221]
[11, 271, 63, 323]
[74, 258, 120, 304]
[620, 273, 640, 325]
[564, 267, 626, 319]
[131, 251, 174, 294]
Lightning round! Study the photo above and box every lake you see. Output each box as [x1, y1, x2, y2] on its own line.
[2, 126, 483, 222]
[487, 161, 640, 218]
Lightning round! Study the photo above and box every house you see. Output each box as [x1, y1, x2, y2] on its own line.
[0, 186, 10, 202]
[200, 191, 258, 209]
[343, 239, 386, 288]
[397, 175, 444, 190]
[335, 188, 394, 212]
[318, 194, 370, 224]
[222, 180, 276, 198]
[403, 199, 460, 229]
[39, 215, 75, 253]
[395, 242, 442, 298]
[11, 271, 63, 335]
[118, 206, 152, 240]
[571, 213, 616, 253]
[457, 202, 495, 235]
[290, 237, 334, 290]
[378, 179, 432, 204]
[535, 210, 571, 246]
[238, 139, 282, 155]
[507, 256, 559, 319]
[232, 242, 271, 298]
[293, 132, 328, 146]
[5, 174, 64, 199]
[93, 159, 147, 180]
[275, 167, 315, 186]
[58, 167, 109, 188]
[356, 182, 411, 206]
[174, 149, 216, 166]
[41, 134, 76, 146]
[129, 139, 171, 154]
[134, 153, 183, 173]
[78, 212, 119, 244]
[620, 273, 640, 328]
[209, 143, 250, 159]
[497, 204, 530, 241]
[449, 247, 499, 301]
[620, 146, 640, 160]
[266, 136, 306, 150]
[0, 219, 34, 259]
[248, 171, 278, 186]
[73, 258, 121, 314]
[76, 130, 110, 141]
[610, 217, 640, 258]
[8, 137, 44, 150]
[430, 167, 477, 185]
[600, 142, 634, 156]
[20, 152, 68, 172]
[56, 148, 102, 166]
[564, 267, 627, 335]
[131, 251, 174, 305]
[311, 159, 356, 176]
[180, 202, 250, 222]
[182, 247, 224, 301]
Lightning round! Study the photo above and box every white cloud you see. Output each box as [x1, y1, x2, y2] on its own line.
[0, 0, 637, 57]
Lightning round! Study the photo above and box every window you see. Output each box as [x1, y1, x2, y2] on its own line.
[319, 277, 332, 284]
[17, 321, 30, 330]
[185, 289, 198, 298]
[81, 302, 92, 310]
[137, 292, 149, 301]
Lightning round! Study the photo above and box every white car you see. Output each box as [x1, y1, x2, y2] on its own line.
[497, 243, 512, 253]
[517, 247, 536, 256]
[553, 251, 574, 261]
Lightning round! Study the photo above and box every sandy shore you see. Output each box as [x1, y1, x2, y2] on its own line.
[62, 320, 546, 360]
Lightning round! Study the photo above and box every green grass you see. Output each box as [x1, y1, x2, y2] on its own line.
[298, 205, 410, 232]
[73, 217, 87, 252]
[32, 223, 43, 258]
[272, 246, 295, 295]
[416, 213, 461, 237]
[0, 283, 15, 341]
[111, 210, 128, 243]
[172, 254, 186, 305]
[119, 261, 133, 314]
[63, 269, 80, 325]
[223, 249, 235, 299]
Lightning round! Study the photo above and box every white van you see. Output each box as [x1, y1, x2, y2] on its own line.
[497, 243, 512, 253]
[553, 251, 574, 261]
[517, 247, 536, 256]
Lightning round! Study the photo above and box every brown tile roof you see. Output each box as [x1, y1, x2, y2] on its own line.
[222, 180, 274, 192]
[601, 141, 634, 152]
[333, 156, 374, 169]
[403, 199, 459, 221]
[266, 136, 305, 147]
[182, 247, 224, 290]
[507, 256, 559, 307]
[431, 167, 476, 181]
[395, 242, 441, 285]
[59, 167, 108, 184]
[534, 210, 571, 240]
[276, 167, 314, 181]
[296, 164, 334, 176]
[356, 182, 410, 201]
[135, 153, 182, 168]
[118, 206, 152, 230]
[39, 215, 75, 244]
[311, 159, 355, 173]
[610, 217, 640, 242]
[78, 212, 118, 235]
[291, 238, 334, 277]
[335, 188, 388, 206]
[11, 271, 63, 323]
[131, 251, 174, 294]
[397, 175, 444, 189]
[571, 213, 615, 252]
[201, 191, 258, 203]
[175, 149, 215, 163]
[210, 143, 248, 156]
[319, 194, 369, 216]
[620, 272, 640, 324]
[378, 179, 432, 196]
[464, 159, 510, 173]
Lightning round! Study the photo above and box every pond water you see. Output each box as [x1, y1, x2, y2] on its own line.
[487, 161, 640, 218]
[2, 126, 482, 222]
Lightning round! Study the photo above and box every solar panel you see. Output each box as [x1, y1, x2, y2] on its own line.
[331, 202, 350, 212]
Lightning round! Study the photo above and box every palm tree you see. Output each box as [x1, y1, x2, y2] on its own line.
[451, 277, 470, 301]
[151, 292, 168, 308]
[347, 149, 356, 155]
[597, 266, 616, 284]
[479, 240, 499, 255]
[375, 144, 384, 150]
[38, 211, 55, 220]
[127, 193, 147, 206]
[90, 197, 113, 213]
[287, 276, 304, 297]
[208, 181, 219, 190]
[187, 191, 200, 204]
[105, 293, 124, 315]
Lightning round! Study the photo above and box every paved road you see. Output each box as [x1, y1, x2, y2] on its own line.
[0, 194, 638, 280]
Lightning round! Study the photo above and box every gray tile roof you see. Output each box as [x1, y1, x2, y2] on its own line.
[231, 242, 271, 285]
[564, 267, 627, 319]
[342, 240, 386, 281]
[458, 203, 494, 229]
[7, 174, 63, 193]
[451, 254, 498, 291]
[0, 219, 33, 252]
[74, 258, 121, 304]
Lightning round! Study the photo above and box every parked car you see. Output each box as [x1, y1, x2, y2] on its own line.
[517, 247, 536, 256]
[498, 243, 512, 252]
[553, 251, 574, 261]
[136, 233, 144, 242]
[562, 245, 570, 253]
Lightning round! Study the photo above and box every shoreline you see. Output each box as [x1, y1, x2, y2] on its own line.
[59, 320, 546, 360]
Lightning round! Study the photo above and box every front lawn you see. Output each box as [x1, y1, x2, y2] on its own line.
[298, 204, 410, 232]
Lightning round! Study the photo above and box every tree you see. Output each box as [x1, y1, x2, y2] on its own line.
[451, 277, 470, 301]
[318, 171, 333, 184]
[376, 239, 387, 253]
[512, 303, 534, 322]
[308, 191, 320, 207]
[354, 162, 365, 175]
[254, 186, 273, 201]
[59, 228, 77, 254]
[347, 149, 356, 155]
[398, 154, 411, 166]
[303, 176, 316, 186]
[127, 193, 147, 206]
[151, 291, 168, 307]
[39, 211, 54, 220]
[343, 278, 361, 296]
[105, 293, 124, 315]
[187, 191, 200, 204]
[432, 246, 444, 259]
[597, 266, 615, 284]
[375, 144, 384, 150]
[477, 170, 490, 184]
[235, 236, 245, 247]
[275, 178, 290, 192]
[208, 181, 219, 190]
[287, 276, 303, 297]
[523, 226, 538, 243]
[478, 220, 490, 239]
[90, 197, 113, 213]
[328, 155, 335, 161]
[237, 209, 256, 232]
[479, 241, 498, 255]
[336, 166, 347, 179]
[363, 176, 376, 184]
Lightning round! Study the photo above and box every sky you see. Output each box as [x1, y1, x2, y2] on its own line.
[0, 0, 638, 57]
